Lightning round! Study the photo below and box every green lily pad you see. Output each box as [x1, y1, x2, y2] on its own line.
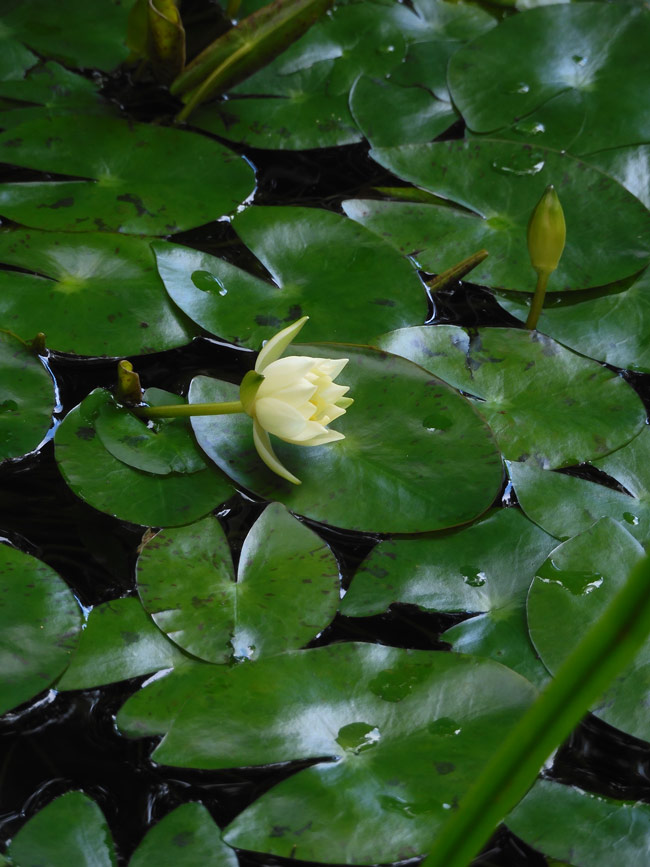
[7, 791, 116, 867]
[54, 388, 233, 527]
[506, 779, 650, 867]
[0, 61, 117, 130]
[136, 504, 340, 663]
[57, 597, 187, 691]
[144, 644, 536, 864]
[0, 37, 37, 83]
[95, 391, 206, 476]
[448, 3, 650, 155]
[0, 116, 255, 234]
[0, 330, 54, 462]
[189, 343, 504, 533]
[0, 543, 81, 714]
[497, 268, 650, 373]
[0, 229, 196, 356]
[376, 325, 645, 468]
[1, 0, 136, 72]
[508, 427, 650, 545]
[349, 75, 459, 148]
[156, 205, 426, 347]
[344, 140, 650, 292]
[130, 803, 238, 867]
[527, 517, 650, 739]
[343, 509, 555, 686]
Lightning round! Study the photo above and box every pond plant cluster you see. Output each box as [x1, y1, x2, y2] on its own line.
[1, 0, 650, 865]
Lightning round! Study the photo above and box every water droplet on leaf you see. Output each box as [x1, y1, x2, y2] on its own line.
[336, 722, 381, 754]
[623, 512, 640, 526]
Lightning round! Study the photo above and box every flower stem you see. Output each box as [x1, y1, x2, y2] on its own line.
[525, 269, 549, 331]
[132, 400, 244, 418]
[425, 249, 489, 293]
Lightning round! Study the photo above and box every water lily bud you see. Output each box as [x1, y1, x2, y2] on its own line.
[527, 184, 566, 276]
[240, 316, 353, 485]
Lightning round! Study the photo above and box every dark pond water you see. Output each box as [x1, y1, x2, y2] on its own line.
[1, 54, 650, 867]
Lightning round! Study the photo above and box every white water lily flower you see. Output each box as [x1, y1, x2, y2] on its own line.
[240, 316, 353, 485]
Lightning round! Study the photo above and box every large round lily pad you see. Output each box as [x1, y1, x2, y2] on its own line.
[7, 791, 116, 867]
[344, 140, 650, 292]
[506, 779, 650, 867]
[1, 0, 134, 71]
[0, 543, 81, 715]
[343, 508, 556, 685]
[0, 330, 54, 462]
[0, 116, 255, 234]
[55, 388, 233, 527]
[189, 343, 504, 533]
[498, 268, 650, 373]
[154, 205, 427, 348]
[0, 229, 196, 356]
[508, 427, 650, 545]
[377, 325, 645, 468]
[144, 644, 536, 864]
[585, 145, 650, 210]
[57, 597, 187, 691]
[136, 504, 340, 663]
[527, 517, 650, 739]
[130, 803, 238, 867]
[448, 3, 650, 155]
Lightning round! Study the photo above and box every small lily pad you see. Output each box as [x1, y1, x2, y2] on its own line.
[497, 268, 650, 373]
[136, 504, 340, 663]
[57, 597, 187, 691]
[0, 229, 196, 356]
[343, 509, 555, 685]
[143, 644, 536, 864]
[448, 3, 650, 155]
[527, 518, 650, 739]
[7, 791, 116, 867]
[345, 140, 650, 292]
[130, 803, 238, 867]
[0, 543, 81, 714]
[0, 116, 255, 234]
[55, 388, 233, 527]
[506, 779, 650, 867]
[376, 325, 645, 468]
[0, 330, 54, 462]
[189, 343, 504, 533]
[508, 427, 650, 545]
[154, 205, 426, 348]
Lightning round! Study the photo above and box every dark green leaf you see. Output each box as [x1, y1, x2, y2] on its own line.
[0, 116, 255, 234]
[0, 544, 81, 714]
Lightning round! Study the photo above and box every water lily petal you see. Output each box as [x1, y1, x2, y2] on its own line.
[255, 316, 310, 373]
[255, 397, 312, 440]
[252, 419, 301, 485]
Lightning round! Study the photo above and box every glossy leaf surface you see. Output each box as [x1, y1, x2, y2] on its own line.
[0, 330, 54, 462]
[146, 645, 535, 863]
[0, 544, 81, 714]
[345, 141, 650, 292]
[155, 205, 425, 348]
[189, 343, 504, 533]
[0, 230, 196, 356]
[136, 504, 339, 663]
[527, 518, 650, 739]
[58, 597, 187, 690]
[55, 389, 233, 527]
[377, 326, 645, 468]
[343, 509, 555, 685]
[0, 116, 255, 234]
[129, 803, 238, 867]
[448, 4, 650, 155]
[506, 779, 650, 867]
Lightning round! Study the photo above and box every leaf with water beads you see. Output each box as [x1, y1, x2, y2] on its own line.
[527, 518, 650, 740]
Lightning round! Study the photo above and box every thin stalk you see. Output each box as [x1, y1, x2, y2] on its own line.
[425, 249, 489, 293]
[133, 400, 244, 418]
[422, 553, 650, 867]
[525, 269, 549, 330]
[175, 39, 249, 122]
